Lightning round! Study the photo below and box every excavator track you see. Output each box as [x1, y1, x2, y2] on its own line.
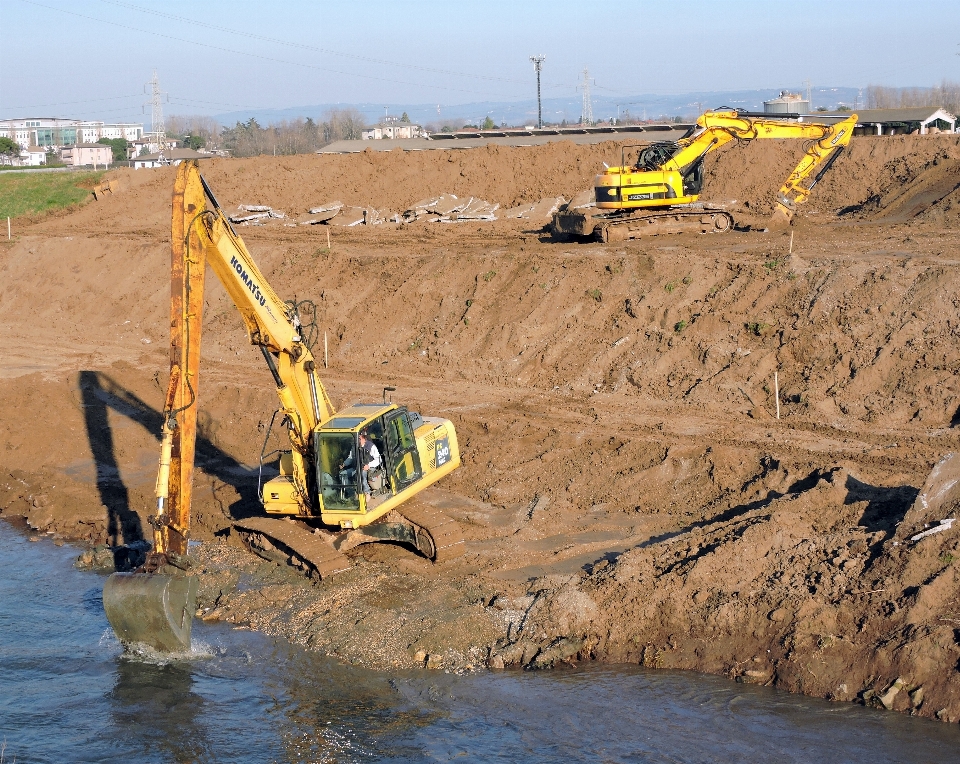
[396, 501, 466, 562]
[234, 517, 351, 579]
[553, 207, 733, 242]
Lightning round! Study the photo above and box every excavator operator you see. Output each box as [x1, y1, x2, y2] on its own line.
[340, 431, 381, 497]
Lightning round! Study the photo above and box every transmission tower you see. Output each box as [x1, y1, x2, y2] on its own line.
[529, 55, 545, 128]
[580, 68, 593, 125]
[145, 71, 168, 157]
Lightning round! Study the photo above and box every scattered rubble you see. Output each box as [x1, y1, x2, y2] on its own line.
[229, 205, 287, 224]
[403, 194, 499, 222]
[501, 196, 567, 219]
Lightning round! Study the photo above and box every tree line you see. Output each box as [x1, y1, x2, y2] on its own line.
[166, 109, 367, 158]
[866, 80, 960, 118]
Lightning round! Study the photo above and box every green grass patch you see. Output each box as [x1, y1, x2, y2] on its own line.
[674, 320, 687, 332]
[0, 171, 103, 219]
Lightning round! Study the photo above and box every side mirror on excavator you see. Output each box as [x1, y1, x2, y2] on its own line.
[383, 386, 396, 403]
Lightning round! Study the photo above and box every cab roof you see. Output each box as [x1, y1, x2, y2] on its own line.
[317, 403, 399, 432]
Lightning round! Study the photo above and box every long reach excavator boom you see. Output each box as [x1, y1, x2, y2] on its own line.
[104, 162, 463, 653]
[552, 109, 858, 242]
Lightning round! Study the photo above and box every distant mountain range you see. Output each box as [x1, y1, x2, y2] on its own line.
[212, 87, 864, 128]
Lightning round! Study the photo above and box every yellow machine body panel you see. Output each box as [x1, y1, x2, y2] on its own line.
[595, 168, 697, 209]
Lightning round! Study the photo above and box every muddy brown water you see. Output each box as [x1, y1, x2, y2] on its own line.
[2, 521, 959, 764]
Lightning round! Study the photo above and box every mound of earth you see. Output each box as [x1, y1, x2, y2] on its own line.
[2, 132, 960, 720]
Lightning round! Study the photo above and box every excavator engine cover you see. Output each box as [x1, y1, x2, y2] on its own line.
[103, 572, 198, 653]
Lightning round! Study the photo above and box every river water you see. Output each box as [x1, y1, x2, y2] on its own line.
[2, 521, 959, 764]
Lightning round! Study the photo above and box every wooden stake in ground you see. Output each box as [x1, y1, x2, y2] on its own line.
[788, 231, 794, 254]
[774, 371, 780, 419]
[326, 228, 331, 250]
[7, 217, 10, 240]
[324, 332, 328, 368]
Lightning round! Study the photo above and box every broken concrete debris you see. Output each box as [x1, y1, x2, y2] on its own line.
[228, 205, 286, 224]
[402, 194, 499, 223]
[231, 192, 577, 228]
[501, 196, 567, 220]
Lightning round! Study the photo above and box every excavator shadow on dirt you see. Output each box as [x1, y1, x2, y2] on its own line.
[78, 370, 263, 570]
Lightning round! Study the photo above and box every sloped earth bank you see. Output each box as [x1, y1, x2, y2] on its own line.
[3, 134, 960, 720]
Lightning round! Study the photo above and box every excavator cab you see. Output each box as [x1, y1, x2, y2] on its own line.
[261, 400, 458, 531]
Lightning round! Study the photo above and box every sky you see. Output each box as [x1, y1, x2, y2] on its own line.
[1, 0, 958, 125]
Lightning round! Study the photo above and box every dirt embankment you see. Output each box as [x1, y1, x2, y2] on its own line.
[3, 133, 960, 719]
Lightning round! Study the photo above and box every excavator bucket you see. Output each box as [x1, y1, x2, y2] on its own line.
[103, 572, 198, 653]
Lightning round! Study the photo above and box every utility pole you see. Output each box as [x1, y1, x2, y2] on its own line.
[530, 55, 545, 128]
[580, 68, 593, 125]
[803, 79, 812, 110]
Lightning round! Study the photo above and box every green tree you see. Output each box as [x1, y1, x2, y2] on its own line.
[481, 116, 496, 130]
[97, 137, 128, 162]
[836, 105, 852, 112]
[400, 112, 411, 123]
[183, 134, 205, 150]
[0, 137, 20, 158]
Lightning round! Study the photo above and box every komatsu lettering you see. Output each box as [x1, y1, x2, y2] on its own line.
[230, 255, 267, 307]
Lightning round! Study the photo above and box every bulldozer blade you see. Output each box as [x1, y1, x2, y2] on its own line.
[103, 572, 199, 653]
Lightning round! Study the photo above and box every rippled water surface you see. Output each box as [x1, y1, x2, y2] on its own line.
[2, 521, 960, 763]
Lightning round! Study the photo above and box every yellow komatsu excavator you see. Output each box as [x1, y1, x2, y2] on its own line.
[552, 109, 857, 242]
[103, 162, 463, 652]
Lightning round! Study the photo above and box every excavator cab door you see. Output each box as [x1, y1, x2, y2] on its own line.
[383, 408, 422, 491]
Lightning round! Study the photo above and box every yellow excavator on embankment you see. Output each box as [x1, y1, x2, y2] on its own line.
[552, 109, 858, 242]
[103, 162, 464, 653]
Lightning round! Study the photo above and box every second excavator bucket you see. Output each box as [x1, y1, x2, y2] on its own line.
[103, 572, 198, 653]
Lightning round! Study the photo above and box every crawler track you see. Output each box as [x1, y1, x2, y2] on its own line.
[552, 207, 734, 242]
[234, 517, 351, 579]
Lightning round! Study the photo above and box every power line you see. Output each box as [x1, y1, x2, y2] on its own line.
[15, 0, 522, 99]
[96, 0, 533, 88]
[1, 93, 142, 110]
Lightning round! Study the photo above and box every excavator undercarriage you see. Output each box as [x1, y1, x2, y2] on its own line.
[552, 205, 734, 242]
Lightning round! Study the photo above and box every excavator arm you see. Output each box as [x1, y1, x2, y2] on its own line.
[104, 161, 335, 652]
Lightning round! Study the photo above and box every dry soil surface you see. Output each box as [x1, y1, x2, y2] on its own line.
[4, 135, 960, 720]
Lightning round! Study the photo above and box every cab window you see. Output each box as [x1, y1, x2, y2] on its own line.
[315, 432, 360, 510]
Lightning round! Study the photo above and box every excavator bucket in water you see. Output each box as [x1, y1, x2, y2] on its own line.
[103, 571, 199, 653]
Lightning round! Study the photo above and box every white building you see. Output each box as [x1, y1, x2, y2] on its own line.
[362, 123, 423, 140]
[133, 147, 206, 169]
[0, 118, 143, 149]
[20, 146, 46, 166]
